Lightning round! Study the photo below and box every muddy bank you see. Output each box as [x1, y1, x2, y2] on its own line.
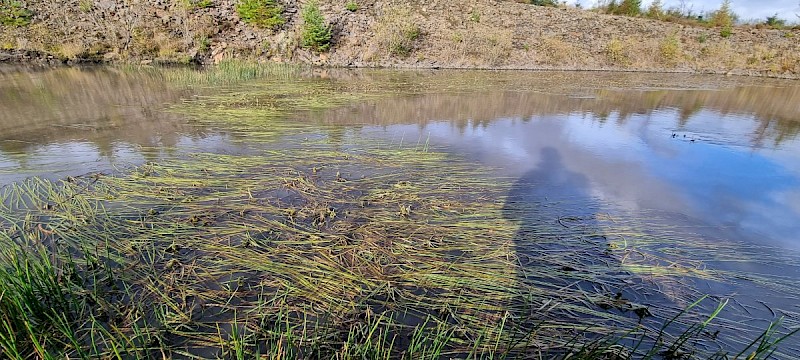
[1, 0, 799, 78]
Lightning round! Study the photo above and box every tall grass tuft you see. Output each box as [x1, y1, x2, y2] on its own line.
[155, 59, 301, 86]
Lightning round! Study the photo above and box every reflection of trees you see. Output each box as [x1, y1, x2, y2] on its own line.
[315, 71, 800, 148]
[0, 67, 203, 159]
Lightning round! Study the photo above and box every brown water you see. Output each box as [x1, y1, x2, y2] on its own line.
[2, 66, 800, 356]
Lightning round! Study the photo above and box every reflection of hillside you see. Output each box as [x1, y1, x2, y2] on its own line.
[0, 67, 201, 155]
[315, 77, 800, 147]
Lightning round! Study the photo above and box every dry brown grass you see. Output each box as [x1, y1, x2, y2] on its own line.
[372, 5, 420, 57]
[536, 36, 580, 66]
[0, 28, 15, 50]
[746, 45, 777, 69]
[154, 31, 182, 59]
[776, 54, 800, 74]
[24, 23, 60, 53]
[55, 41, 85, 60]
[188, 13, 216, 41]
[696, 41, 739, 71]
[445, 24, 513, 66]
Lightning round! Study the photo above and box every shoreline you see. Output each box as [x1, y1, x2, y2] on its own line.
[3, 51, 799, 81]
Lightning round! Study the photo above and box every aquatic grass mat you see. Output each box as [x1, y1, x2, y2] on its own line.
[0, 67, 798, 359]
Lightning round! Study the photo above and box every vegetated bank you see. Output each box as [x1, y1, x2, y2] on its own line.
[1, 0, 799, 78]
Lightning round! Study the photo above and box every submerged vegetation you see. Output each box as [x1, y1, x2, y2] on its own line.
[1, 64, 800, 358]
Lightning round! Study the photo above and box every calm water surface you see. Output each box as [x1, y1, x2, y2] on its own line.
[2, 66, 800, 354]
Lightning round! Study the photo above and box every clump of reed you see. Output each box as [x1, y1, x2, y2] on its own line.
[149, 59, 302, 87]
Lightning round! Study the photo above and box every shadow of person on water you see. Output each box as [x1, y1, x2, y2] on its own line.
[502, 147, 655, 350]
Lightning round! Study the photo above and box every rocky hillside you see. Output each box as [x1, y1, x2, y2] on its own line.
[1, 0, 799, 77]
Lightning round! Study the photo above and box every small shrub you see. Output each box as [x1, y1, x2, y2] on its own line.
[0, 1, 33, 27]
[260, 39, 271, 55]
[616, 0, 641, 16]
[300, 1, 332, 52]
[778, 55, 798, 73]
[345, 0, 358, 12]
[710, 0, 735, 29]
[720, 26, 732, 38]
[764, 14, 786, 29]
[197, 35, 211, 52]
[697, 33, 707, 43]
[605, 38, 628, 65]
[154, 31, 182, 58]
[659, 33, 682, 65]
[469, 10, 480, 23]
[604, 0, 640, 16]
[747, 45, 776, 67]
[645, 0, 663, 19]
[237, 0, 284, 29]
[697, 41, 737, 70]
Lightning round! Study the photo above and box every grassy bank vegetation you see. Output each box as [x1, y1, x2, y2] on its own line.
[1, 0, 798, 76]
[237, 0, 285, 29]
[1, 63, 798, 358]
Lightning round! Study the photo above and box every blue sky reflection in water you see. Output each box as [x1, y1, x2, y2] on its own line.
[367, 96, 800, 353]
[377, 105, 800, 251]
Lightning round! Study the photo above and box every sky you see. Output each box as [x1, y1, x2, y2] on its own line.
[570, 0, 800, 22]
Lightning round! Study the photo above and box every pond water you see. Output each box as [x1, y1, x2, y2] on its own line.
[1, 66, 799, 357]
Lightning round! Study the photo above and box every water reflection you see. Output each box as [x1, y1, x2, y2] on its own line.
[319, 78, 800, 354]
[0, 66, 221, 182]
[316, 81, 800, 250]
[317, 79, 800, 148]
[513, 147, 589, 198]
